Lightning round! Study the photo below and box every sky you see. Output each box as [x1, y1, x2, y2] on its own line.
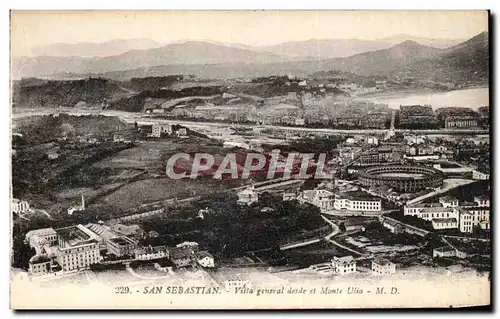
[11, 10, 488, 57]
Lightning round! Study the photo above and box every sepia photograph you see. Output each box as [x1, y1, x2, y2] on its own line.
[9, 10, 491, 309]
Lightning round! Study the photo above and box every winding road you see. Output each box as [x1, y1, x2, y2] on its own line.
[280, 214, 367, 257]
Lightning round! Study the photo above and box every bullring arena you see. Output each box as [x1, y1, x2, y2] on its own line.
[358, 165, 444, 192]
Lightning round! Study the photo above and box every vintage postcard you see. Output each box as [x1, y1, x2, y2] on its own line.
[10, 10, 491, 309]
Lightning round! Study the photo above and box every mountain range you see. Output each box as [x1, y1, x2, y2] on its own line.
[12, 32, 488, 84]
[29, 38, 162, 57]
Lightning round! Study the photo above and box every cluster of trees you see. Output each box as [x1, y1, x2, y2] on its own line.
[13, 77, 123, 108]
[124, 75, 185, 91]
[138, 192, 326, 259]
[363, 222, 425, 245]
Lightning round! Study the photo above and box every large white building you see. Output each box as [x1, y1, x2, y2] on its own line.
[457, 207, 490, 233]
[474, 195, 490, 207]
[12, 198, 30, 214]
[135, 245, 168, 260]
[404, 197, 490, 233]
[439, 196, 459, 208]
[431, 218, 459, 230]
[404, 203, 456, 222]
[372, 257, 396, 275]
[150, 124, 173, 138]
[472, 170, 490, 180]
[196, 251, 215, 268]
[404, 203, 443, 217]
[333, 191, 382, 212]
[25, 228, 58, 254]
[54, 225, 102, 271]
[299, 189, 334, 211]
[237, 186, 259, 205]
[331, 255, 357, 274]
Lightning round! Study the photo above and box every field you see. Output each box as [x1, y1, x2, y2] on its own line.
[95, 178, 228, 210]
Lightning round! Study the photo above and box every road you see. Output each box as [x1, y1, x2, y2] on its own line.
[321, 215, 367, 257]
[280, 214, 366, 257]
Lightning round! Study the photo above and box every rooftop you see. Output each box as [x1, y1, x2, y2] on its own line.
[372, 257, 394, 266]
[420, 207, 455, 214]
[169, 246, 194, 260]
[474, 194, 490, 201]
[439, 196, 458, 202]
[109, 237, 137, 247]
[196, 251, 214, 259]
[458, 206, 489, 213]
[382, 218, 401, 227]
[337, 191, 380, 202]
[25, 228, 56, 239]
[406, 203, 443, 209]
[55, 225, 97, 248]
[333, 255, 355, 264]
[434, 246, 456, 253]
[29, 254, 52, 264]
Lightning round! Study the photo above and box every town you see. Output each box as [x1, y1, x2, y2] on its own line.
[10, 22, 490, 298]
[11, 99, 490, 289]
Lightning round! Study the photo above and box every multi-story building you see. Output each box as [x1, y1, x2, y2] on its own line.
[404, 135, 426, 145]
[439, 196, 459, 208]
[150, 124, 173, 138]
[110, 224, 145, 239]
[432, 218, 459, 230]
[237, 186, 259, 205]
[331, 255, 357, 274]
[333, 191, 382, 212]
[28, 255, 54, 276]
[106, 237, 138, 257]
[399, 105, 438, 128]
[54, 225, 101, 271]
[371, 257, 396, 275]
[445, 116, 478, 129]
[415, 207, 456, 222]
[474, 195, 490, 207]
[196, 251, 215, 268]
[381, 218, 404, 234]
[134, 245, 169, 260]
[472, 170, 490, 180]
[299, 189, 334, 211]
[357, 151, 379, 165]
[457, 207, 490, 233]
[169, 246, 195, 268]
[12, 198, 30, 214]
[25, 228, 58, 253]
[403, 203, 447, 218]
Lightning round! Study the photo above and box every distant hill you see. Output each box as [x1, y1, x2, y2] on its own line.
[321, 40, 444, 76]
[377, 34, 465, 49]
[30, 38, 161, 57]
[393, 32, 489, 83]
[258, 39, 393, 59]
[12, 41, 295, 79]
[13, 33, 489, 86]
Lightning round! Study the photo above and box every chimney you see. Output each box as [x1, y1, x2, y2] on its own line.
[81, 195, 85, 210]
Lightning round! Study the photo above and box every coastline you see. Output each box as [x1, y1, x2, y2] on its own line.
[354, 85, 489, 102]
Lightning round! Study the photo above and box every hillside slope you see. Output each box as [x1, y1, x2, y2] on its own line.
[12, 78, 129, 108]
[394, 32, 489, 83]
